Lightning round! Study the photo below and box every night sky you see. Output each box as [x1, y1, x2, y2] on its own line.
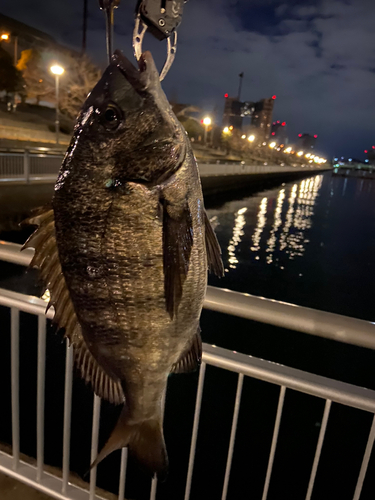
[1, 0, 375, 159]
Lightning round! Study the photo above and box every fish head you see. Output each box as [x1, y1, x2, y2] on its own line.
[61, 50, 186, 188]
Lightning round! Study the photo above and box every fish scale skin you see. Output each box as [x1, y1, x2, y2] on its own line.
[53, 145, 207, 421]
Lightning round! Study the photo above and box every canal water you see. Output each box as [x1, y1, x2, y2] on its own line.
[1, 172, 375, 500]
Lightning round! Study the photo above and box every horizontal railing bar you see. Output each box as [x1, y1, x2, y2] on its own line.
[0, 287, 54, 319]
[2, 287, 375, 412]
[0, 451, 107, 500]
[204, 286, 375, 350]
[1, 240, 375, 351]
[202, 344, 375, 413]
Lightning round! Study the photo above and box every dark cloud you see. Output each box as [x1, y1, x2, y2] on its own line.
[1, 0, 375, 158]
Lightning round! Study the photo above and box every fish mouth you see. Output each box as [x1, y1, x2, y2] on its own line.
[112, 50, 149, 86]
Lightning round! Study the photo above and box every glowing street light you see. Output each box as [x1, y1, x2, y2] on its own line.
[297, 151, 304, 156]
[305, 153, 311, 158]
[50, 64, 65, 144]
[248, 135, 255, 142]
[241, 134, 246, 139]
[202, 116, 211, 145]
[269, 142, 276, 149]
[223, 127, 230, 134]
[50, 64, 65, 76]
[284, 147, 292, 153]
[1, 33, 9, 41]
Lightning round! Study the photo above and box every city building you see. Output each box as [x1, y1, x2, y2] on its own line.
[0, 13, 79, 63]
[251, 96, 276, 142]
[296, 133, 317, 150]
[222, 96, 243, 129]
[271, 120, 288, 145]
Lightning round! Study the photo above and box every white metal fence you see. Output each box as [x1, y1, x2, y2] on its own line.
[0, 149, 328, 183]
[0, 241, 374, 500]
[0, 149, 64, 182]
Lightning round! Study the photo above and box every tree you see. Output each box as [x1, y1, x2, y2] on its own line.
[59, 54, 102, 120]
[178, 116, 204, 140]
[0, 46, 24, 93]
[17, 49, 54, 104]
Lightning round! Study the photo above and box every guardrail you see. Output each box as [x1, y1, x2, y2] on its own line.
[1, 240, 375, 500]
[0, 149, 328, 183]
[0, 149, 63, 183]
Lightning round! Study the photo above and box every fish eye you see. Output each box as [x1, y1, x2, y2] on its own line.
[101, 103, 122, 130]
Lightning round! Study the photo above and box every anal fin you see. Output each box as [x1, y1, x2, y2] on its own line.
[204, 211, 224, 277]
[171, 328, 202, 374]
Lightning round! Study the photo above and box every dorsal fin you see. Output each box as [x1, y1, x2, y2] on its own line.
[171, 328, 202, 374]
[23, 207, 125, 405]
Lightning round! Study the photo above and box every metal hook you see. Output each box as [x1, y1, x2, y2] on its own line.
[99, 0, 120, 65]
[132, 14, 177, 82]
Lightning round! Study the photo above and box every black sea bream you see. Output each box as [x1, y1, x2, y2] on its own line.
[23, 50, 223, 477]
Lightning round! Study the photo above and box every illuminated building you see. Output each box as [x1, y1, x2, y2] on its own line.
[222, 96, 243, 129]
[251, 96, 276, 142]
[271, 121, 288, 144]
[296, 133, 317, 150]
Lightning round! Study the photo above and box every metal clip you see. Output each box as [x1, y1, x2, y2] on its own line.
[132, 13, 177, 81]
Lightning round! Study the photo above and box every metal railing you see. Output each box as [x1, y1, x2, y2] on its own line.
[0, 241, 375, 500]
[0, 149, 328, 183]
[0, 148, 64, 182]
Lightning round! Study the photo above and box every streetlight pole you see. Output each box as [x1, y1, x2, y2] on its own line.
[203, 117, 212, 146]
[50, 65, 65, 145]
[13, 35, 18, 66]
[55, 74, 60, 144]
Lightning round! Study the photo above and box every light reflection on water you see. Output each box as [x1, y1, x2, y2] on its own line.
[207, 174, 324, 273]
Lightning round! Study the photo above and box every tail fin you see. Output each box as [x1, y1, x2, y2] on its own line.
[91, 407, 168, 479]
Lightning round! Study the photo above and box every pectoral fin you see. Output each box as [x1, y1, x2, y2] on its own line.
[162, 200, 193, 319]
[204, 211, 224, 277]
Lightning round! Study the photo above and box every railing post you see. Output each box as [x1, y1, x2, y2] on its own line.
[24, 149, 30, 183]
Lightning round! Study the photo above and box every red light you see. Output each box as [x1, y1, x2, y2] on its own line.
[224, 93, 229, 98]
[200, 119, 204, 124]
[277, 120, 280, 123]
[282, 122, 286, 126]
[298, 134, 302, 137]
[272, 95, 276, 99]
[364, 150, 368, 153]
[372, 146, 375, 149]
[314, 135, 318, 138]
[272, 132, 275, 135]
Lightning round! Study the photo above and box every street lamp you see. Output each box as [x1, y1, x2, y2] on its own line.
[223, 127, 230, 134]
[1, 33, 18, 65]
[202, 116, 211, 145]
[50, 64, 65, 144]
[269, 142, 276, 149]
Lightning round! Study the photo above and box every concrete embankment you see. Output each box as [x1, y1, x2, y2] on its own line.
[199, 163, 329, 196]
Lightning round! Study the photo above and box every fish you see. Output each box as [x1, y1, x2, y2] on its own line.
[22, 50, 224, 478]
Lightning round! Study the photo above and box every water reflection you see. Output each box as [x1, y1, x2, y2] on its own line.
[286, 175, 322, 259]
[266, 188, 285, 264]
[250, 197, 267, 256]
[207, 174, 324, 273]
[227, 207, 247, 269]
